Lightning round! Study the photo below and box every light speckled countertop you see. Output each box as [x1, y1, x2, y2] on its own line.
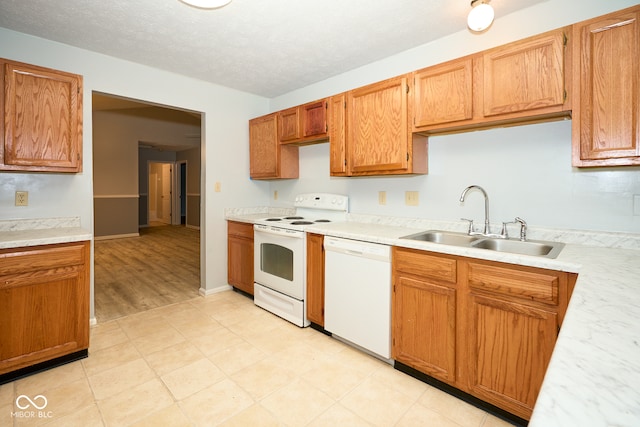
[226, 209, 640, 426]
[0, 217, 92, 249]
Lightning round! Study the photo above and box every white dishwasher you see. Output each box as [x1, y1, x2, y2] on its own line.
[324, 236, 392, 360]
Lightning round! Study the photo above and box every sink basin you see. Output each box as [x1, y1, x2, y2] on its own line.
[400, 229, 564, 259]
[471, 238, 565, 259]
[400, 230, 483, 246]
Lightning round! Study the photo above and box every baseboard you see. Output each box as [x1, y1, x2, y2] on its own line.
[0, 350, 89, 385]
[199, 285, 232, 296]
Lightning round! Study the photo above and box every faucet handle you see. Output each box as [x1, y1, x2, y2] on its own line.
[461, 218, 475, 235]
[500, 220, 518, 239]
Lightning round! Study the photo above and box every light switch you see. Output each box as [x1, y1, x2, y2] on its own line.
[405, 191, 419, 206]
[378, 191, 386, 205]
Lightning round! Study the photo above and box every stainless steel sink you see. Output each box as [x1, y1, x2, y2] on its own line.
[400, 230, 483, 246]
[471, 238, 565, 258]
[400, 229, 564, 259]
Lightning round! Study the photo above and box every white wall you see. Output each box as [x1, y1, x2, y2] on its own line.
[0, 28, 271, 314]
[268, 0, 640, 234]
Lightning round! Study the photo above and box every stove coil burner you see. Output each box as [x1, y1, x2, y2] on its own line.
[314, 219, 331, 223]
[290, 221, 314, 225]
[285, 216, 304, 220]
[264, 218, 282, 221]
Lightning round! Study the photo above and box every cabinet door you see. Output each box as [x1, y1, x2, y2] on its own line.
[302, 100, 327, 139]
[482, 30, 566, 117]
[227, 221, 254, 295]
[249, 113, 298, 179]
[572, 8, 640, 166]
[413, 58, 473, 129]
[392, 248, 457, 383]
[347, 76, 410, 174]
[278, 107, 300, 142]
[466, 293, 557, 420]
[329, 93, 347, 176]
[2, 60, 82, 172]
[0, 242, 90, 375]
[393, 275, 457, 383]
[306, 233, 324, 326]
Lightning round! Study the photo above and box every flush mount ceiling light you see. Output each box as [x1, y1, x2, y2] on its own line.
[467, 0, 495, 32]
[178, 0, 232, 9]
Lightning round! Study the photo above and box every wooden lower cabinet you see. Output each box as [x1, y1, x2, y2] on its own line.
[227, 221, 254, 295]
[0, 241, 90, 376]
[392, 246, 576, 421]
[306, 233, 325, 326]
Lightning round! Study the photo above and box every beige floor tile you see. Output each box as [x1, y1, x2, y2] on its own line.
[82, 341, 141, 377]
[260, 378, 335, 426]
[396, 403, 467, 427]
[226, 312, 287, 339]
[0, 381, 14, 404]
[130, 403, 192, 427]
[307, 403, 373, 427]
[98, 378, 174, 426]
[15, 360, 85, 397]
[117, 312, 174, 340]
[145, 341, 205, 376]
[217, 403, 283, 427]
[189, 327, 246, 356]
[88, 358, 155, 400]
[1, 403, 14, 427]
[266, 341, 324, 375]
[130, 326, 187, 356]
[340, 376, 418, 427]
[330, 346, 388, 376]
[230, 359, 297, 400]
[418, 386, 487, 427]
[90, 321, 130, 352]
[161, 358, 225, 400]
[482, 414, 515, 427]
[207, 341, 267, 375]
[301, 357, 368, 400]
[41, 403, 104, 427]
[371, 364, 428, 401]
[171, 317, 224, 339]
[179, 378, 254, 426]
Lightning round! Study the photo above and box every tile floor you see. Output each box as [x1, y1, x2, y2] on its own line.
[1, 290, 516, 427]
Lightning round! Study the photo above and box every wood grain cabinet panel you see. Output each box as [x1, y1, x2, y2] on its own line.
[227, 221, 254, 295]
[306, 233, 325, 326]
[1, 59, 83, 172]
[0, 241, 90, 376]
[328, 93, 347, 176]
[249, 112, 298, 179]
[278, 99, 328, 145]
[392, 247, 577, 421]
[572, 6, 640, 166]
[347, 76, 427, 176]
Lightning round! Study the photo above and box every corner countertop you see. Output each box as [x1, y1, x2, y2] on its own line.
[0, 217, 92, 249]
[226, 209, 640, 426]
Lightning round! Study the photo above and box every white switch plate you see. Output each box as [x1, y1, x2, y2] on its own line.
[405, 191, 419, 206]
[214, 182, 221, 192]
[378, 191, 386, 205]
[15, 191, 28, 206]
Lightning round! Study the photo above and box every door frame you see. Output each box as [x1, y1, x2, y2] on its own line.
[148, 160, 181, 225]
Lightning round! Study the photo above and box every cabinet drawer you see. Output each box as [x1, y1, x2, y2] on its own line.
[227, 221, 254, 239]
[467, 261, 559, 305]
[0, 243, 87, 276]
[393, 247, 457, 285]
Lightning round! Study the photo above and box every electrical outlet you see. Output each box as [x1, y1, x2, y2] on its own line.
[378, 191, 386, 205]
[15, 191, 28, 206]
[405, 191, 419, 206]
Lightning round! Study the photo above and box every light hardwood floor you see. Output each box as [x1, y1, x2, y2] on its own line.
[94, 224, 200, 323]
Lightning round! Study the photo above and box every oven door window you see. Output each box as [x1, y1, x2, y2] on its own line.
[260, 243, 293, 281]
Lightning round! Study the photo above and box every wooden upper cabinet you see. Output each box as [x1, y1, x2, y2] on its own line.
[328, 93, 347, 176]
[278, 99, 328, 144]
[412, 57, 474, 131]
[347, 75, 427, 176]
[1, 59, 83, 173]
[249, 112, 299, 180]
[572, 6, 640, 167]
[481, 29, 569, 119]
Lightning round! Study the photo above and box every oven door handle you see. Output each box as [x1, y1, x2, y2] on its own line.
[254, 224, 305, 238]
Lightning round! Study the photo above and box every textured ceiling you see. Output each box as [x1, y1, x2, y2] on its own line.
[1, 0, 548, 98]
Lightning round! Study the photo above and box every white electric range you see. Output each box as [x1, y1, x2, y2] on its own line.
[253, 193, 348, 327]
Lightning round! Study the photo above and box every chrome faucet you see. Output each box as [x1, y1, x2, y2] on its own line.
[459, 185, 491, 235]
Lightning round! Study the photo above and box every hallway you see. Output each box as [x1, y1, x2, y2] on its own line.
[94, 225, 200, 323]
